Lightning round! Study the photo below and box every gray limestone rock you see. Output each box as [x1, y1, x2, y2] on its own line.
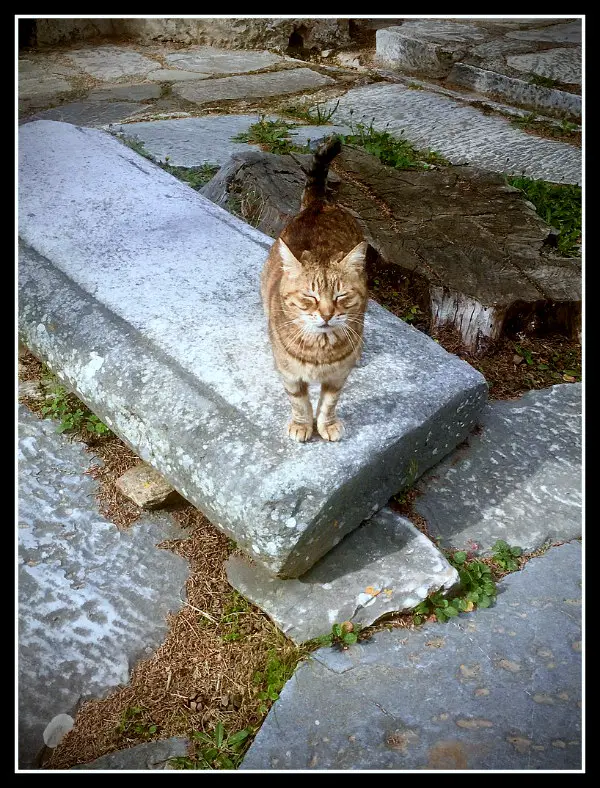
[25, 101, 147, 128]
[506, 48, 582, 86]
[19, 379, 45, 400]
[34, 18, 116, 46]
[71, 738, 190, 770]
[88, 84, 162, 102]
[115, 115, 351, 168]
[63, 45, 159, 81]
[164, 47, 286, 74]
[112, 115, 274, 166]
[172, 68, 336, 105]
[17, 406, 190, 769]
[323, 82, 581, 184]
[226, 508, 458, 644]
[146, 69, 211, 82]
[43, 714, 74, 749]
[112, 17, 353, 51]
[447, 63, 581, 118]
[115, 463, 180, 509]
[415, 384, 582, 554]
[241, 541, 582, 770]
[505, 20, 582, 44]
[376, 22, 489, 77]
[18, 120, 487, 578]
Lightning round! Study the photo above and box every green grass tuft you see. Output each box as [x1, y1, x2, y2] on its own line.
[506, 175, 581, 256]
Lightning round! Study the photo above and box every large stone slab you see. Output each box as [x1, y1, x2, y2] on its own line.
[173, 68, 335, 105]
[505, 20, 582, 44]
[18, 120, 487, 578]
[17, 406, 190, 769]
[25, 100, 147, 128]
[88, 83, 162, 102]
[447, 63, 581, 118]
[227, 508, 458, 644]
[414, 384, 582, 554]
[241, 541, 582, 770]
[506, 49, 582, 86]
[376, 22, 489, 77]
[18, 59, 74, 105]
[201, 147, 580, 353]
[323, 82, 581, 184]
[115, 115, 351, 167]
[64, 45, 158, 80]
[164, 46, 287, 74]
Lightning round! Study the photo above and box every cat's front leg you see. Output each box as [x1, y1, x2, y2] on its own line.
[282, 375, 313, 442]
[316, 376, 347, 442]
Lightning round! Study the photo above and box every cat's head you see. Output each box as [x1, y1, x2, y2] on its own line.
[276, 239, 368, 335]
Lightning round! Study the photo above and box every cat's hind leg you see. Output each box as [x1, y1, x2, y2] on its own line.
[282, 376, 313, 442]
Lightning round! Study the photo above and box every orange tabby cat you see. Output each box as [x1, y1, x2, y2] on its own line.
[261, 137, 368, 442]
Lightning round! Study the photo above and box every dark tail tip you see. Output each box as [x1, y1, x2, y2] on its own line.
[301, 135, 342, 209]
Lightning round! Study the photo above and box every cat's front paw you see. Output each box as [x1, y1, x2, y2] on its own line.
[287, 420, 313, 442]
[317, 419, 345, 442]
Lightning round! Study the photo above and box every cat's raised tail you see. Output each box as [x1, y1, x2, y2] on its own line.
[300, 135, 342, 211]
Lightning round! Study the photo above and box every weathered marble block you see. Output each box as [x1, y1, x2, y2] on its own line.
[18, 120, 487, 577]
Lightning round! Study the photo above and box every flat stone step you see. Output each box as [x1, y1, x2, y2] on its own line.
[414, 383, 582, 554]
[226, 507, 458, 644]
[323, 82, 581, 184]
[240, 541, 582, 770]
[375, 20, 581, 118]
[17, 406, 189, 769]
[18, 120, 487, 579]
[111, 115, 351, 167]
[376, 21, 489, 78]
[447, 63, 580, 118]
[172, 67, 336, 106]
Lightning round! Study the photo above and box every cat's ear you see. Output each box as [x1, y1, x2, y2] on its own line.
[339, 241, 368, 275]
[277, 239, 303, 279]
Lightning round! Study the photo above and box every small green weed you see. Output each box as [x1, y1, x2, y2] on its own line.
[340, 118, 449, 170]
[506, 175, 581, 256]
[118, 134, 219, 189]
[232, 116, 301, 155]
[115, 706, 158, 740]
[281, 100, 340, 125]
[402, 305, 422, 323]
[528, 73, 561, 89]
[253, 650, 297, 714]
[512, 341, 581, 383]
[492, 539, 523, 572]
[407, 82, 425, 90]
[510, 112, 580, 142]
[170, 723, 252, 769]
[41, 381, 111, 437]
[312, 621, 364, 651]
[161, 161, 219, 190]
[412, 540, 525, 624]
[220, 591, 251, 643]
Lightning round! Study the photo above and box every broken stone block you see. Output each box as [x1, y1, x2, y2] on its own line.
[19, 379, 45, 401]
[375, 22, 488, 78]
[18, 120, 486, 578]
[115, 463, 180, 509]
[226, 508, 458, 644]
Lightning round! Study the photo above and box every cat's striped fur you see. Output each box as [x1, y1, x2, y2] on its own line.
[261, 137, 368, 442]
